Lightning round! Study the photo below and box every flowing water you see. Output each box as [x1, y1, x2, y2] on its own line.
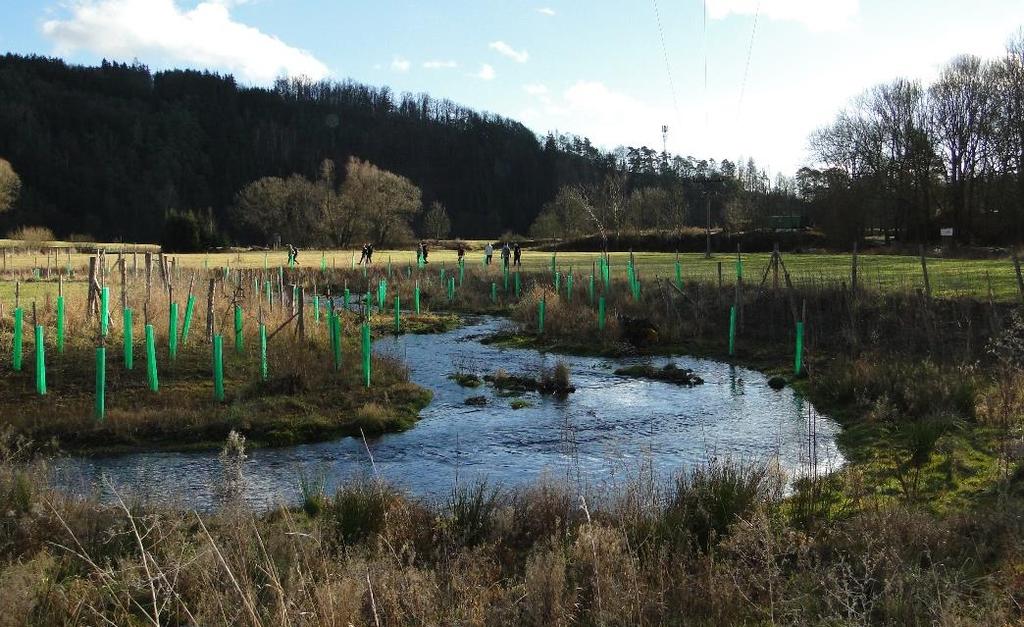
[56, 316, 844, 509]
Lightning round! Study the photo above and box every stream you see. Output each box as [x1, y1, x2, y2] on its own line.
[55, 316, 844, 509]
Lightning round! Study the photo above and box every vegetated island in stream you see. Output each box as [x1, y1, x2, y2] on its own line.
[0, 262, 468, 452]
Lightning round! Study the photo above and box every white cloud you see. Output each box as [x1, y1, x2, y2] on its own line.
[523, 83, 548, 96]
[706, 0, 858, 31]
[520, 80, 672, 150]
[537, 7, 556, 16]
[475, 64, 496, 80]
[423, 59, 458, 69]
[41, 0, 329, 83]
[390, 56, 411, 72]
[488, 41, 529, 63]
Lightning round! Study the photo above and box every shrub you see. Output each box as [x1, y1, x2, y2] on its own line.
[161, 210, 204, 252]
[663, 458, 782, 551]
[299, 469, 328, 517]
[447, 479, 501, 547]
[5, 225, 54, 249]
[325, 480, 395, 547]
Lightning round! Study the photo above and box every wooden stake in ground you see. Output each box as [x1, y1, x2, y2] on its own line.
[87, 257, 97, 320]
[145, 253, 153, 304]
[919, 245, 932, 300]
[157, 252, 167, 288]
[120, 255, 128, 315]
[206, 278, 216, 342]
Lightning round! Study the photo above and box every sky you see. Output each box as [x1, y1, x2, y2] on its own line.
[1, 0, 1023, 175]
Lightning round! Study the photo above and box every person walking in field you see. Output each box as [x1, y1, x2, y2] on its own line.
[457, 242, 466, 264]
[420, 241, 429, 264]
[287, 243, 299, 265]
[501, 242, 511, 268]
[358, 243, 369, 265]
[484, 242, 493, 265]
[366, 243, 375, 265]
[513, 242, 522, 267]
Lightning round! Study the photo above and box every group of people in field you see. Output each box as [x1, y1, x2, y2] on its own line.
[357, 242, 375, 265]
[483, 241, 521, 267]
[286, 240, 523, 267]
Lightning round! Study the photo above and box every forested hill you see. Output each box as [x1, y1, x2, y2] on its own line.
[0, 54, 616, 243]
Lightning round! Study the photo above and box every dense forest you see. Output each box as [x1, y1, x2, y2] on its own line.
[0, 53, 772, 249]
[1, 33, 1023, 249]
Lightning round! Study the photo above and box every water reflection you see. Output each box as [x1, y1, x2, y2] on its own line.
[55, 316, 844, 510]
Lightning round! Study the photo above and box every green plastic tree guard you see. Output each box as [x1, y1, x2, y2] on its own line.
[675, 260, 683, 291]
[344, 288, 351, 311]
[145, 324, 158, 391]
[328, 309, 337, 366]
[100, 287, 109, 336]
[123, 308, 133, 370]
[95, 346, 106, 420]
[728, 306, 737, 356]
[414, 283, 421, 314]
[313, 295, 320, 323]
[491, 282, 497, 304]
[234, 305, 243, 354]
[168, 302, 179, 360]
[260, 323, 268, 381]
[12, 307, 23, 371]
[213, 334, 225, 401]
[394, 295, 401, 333]
[331, 314, 342, 372]
[181, 295, 196, 345]
[795, 321, 805, 376]
[515, 272, 521, 298]
[56, 296, 65, 354]
[34, 325, 45, 395]
[538, 297, 546, 334]
[598, 297, 606, 331]
[361, 321, 371, 388]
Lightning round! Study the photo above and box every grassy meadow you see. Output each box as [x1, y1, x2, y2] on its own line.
[3, 242, 1023, 301]
[2, 239, 1024, 623]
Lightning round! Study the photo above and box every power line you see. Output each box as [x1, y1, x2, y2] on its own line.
[737, 1, 762, 120]
[651, 0, 681, 138]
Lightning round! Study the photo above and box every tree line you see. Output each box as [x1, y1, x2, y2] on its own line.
[0, 53, 793, 249]
[804, 31, 1024, 246]
[6, 38, 1023, 251]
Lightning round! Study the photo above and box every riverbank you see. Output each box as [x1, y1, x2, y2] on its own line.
[477, 285, 1009, 513]
[1, 283, 453, 454]
[1, 433, 1020, 624]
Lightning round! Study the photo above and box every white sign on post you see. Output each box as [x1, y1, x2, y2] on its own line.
[940, 228, 954, 237]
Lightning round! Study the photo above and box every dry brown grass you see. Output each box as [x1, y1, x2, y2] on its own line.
[0, 440, 1020, 625]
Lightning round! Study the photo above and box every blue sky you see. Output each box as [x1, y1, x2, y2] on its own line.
[2, 0, 1023, 174]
